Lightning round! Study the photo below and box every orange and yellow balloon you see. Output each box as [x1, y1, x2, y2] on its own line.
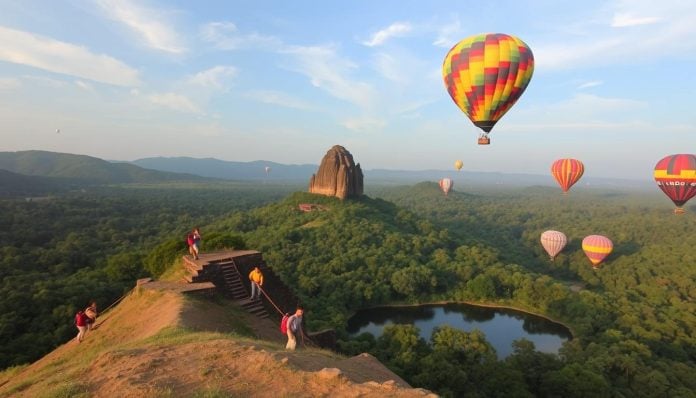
[442, 33, 534, 144]
[454, 160, 463, 171]
[582, 235, 613, 269]
[551, 158, 584, 194]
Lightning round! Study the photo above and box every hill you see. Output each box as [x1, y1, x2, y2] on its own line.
[0, 169, 76, 197]
[0, 151, 209, 185]
[0, 282, 431, 397]
[132, 156, 316, 182]
[130, 156, 652, 190]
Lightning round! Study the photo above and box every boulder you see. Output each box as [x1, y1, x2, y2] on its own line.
[308, 145, 363, 200]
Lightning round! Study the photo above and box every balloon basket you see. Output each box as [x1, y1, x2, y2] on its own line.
[674, 207, 685, 215]
[477, 137, 490, 145]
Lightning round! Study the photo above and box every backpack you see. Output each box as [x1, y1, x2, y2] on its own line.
[74, 310, 84, 326]
[280, 314, 290, 334]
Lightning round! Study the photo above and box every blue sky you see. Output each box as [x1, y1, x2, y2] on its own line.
[0, 0, 694, 179]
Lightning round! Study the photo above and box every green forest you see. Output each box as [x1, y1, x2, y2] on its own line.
[2, 182, 695, 397]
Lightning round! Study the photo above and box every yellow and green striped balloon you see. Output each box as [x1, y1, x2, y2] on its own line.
[443, 33, 534, 140]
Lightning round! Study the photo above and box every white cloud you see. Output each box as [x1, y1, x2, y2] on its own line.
[373, 53, 406, 83]
[75, 80, 94, 91]
[363, 22, 411, 47]
[148, 92, 202, 114]
[0, 26, 139, 86]
[0, 77, 21, 90]
[200, 21, 281, 50]
[245, 90, 313, 111]
[577, 80, 603, 89]
[535, 1, 696, 70]
[342, 116, 386, 131]
[432, 19, 461, 48]
[611, 13, 661, 27]
[282, 45, 376, 110]
[95, 0, 185, 54]
[188, 66, 237, 89]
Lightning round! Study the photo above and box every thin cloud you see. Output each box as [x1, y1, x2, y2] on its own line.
[75, 80, 95, 91]
[148, 92, 202, 114]
[611, 13, 661, 27]
[432, 19, 461, 48]
[95, 0, 186, 54]
[245, 90, 313, 111]
[200, 21, 281, 50]
[188, 66, 238, 89]
[0, 77, 21, 90]
[281, 45, 376, 110]
[363, 22, 411, 47]
[342, 116, 386, 132]
[577, 80, 603, 89]
[0, 26, 139, 86]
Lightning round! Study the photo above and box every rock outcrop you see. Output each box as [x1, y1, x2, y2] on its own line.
[308, 145, 363, 200]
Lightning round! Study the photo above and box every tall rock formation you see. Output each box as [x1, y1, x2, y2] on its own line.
[308, 145, 363, 200]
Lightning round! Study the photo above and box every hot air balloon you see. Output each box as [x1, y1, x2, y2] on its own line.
[265, 166, 271, 177]
[540, 230, 567, 261]
[442, 33, 534, 145]
[551, 159, 584, 194]
[582, 235, 613, 269]
[454, 160, 463, 171]
[439, 178, 453, 195]
[653, 154, 696, 214]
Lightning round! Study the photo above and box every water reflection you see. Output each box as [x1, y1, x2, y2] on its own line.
[347, 303, 572, 358]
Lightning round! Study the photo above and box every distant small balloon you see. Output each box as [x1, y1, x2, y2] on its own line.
[582, 235, 613, 269]
[540, 230, 567, 260]
[56, 129, 60, 134]
[551, 158, 584, 194]
[454, 160, 463, 171]
[653, 154, 696, 214]
[439, 178, 453, 195]
[265, 166, 271, 176]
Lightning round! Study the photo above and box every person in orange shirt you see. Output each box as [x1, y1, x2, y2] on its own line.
[248, 266, 264, 300]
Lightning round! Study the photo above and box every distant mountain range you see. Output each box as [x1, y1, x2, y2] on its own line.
[131, 156, 653, 190]
[0, 151, 210, 187]
[0, 151, 653, 195]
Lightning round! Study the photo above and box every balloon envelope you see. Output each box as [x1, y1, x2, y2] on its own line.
[439, 178, 453, 195]
[540, 230, 567, 260]
[454, 160, 463, 171]
[582, 235, 613, 268]
[442, 33, 534, 139]
[653, 154, 696, 213]
[551, 159, 584, 193]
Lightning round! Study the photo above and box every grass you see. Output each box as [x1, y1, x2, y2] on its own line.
[159, 258, 188, 282]
[37, 382, 89, 398]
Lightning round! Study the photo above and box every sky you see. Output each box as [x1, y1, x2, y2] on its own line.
[0, 0, 694, 180]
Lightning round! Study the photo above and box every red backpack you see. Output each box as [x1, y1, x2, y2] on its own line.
[280, 314, 290, 334]
[74, 311, 86, 326]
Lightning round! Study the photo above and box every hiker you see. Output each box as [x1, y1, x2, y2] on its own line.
[285, 306, 304, 351]
[75, 309, 89, 343]
[85, 301, 97, 330]
[193, 227, 202, 258]
[248, 266, 264, 300]
[187, 229, 198, 260]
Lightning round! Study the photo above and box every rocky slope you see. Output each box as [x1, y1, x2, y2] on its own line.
[308, 145, 363, 199]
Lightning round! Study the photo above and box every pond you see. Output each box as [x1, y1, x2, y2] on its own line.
[346, 303, 572, 359]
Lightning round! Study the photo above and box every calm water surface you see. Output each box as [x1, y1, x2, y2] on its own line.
[346, 303, 572, 358]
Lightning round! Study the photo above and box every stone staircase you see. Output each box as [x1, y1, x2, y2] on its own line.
[219, 259, 269, 319]
[182, 252, 269, 320]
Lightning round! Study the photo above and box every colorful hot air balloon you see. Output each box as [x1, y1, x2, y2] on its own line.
[540, 230, 567, 261]
[582, 235, 613, 269]
[551, 159, 584, 194]
[454, 160, 463, 171]
[439, 178, 453, 195]
[653, 154, 696, 214]
[442, 33, 534, 145]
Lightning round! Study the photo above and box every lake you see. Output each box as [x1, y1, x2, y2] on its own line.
[346, 303, 572, 358]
